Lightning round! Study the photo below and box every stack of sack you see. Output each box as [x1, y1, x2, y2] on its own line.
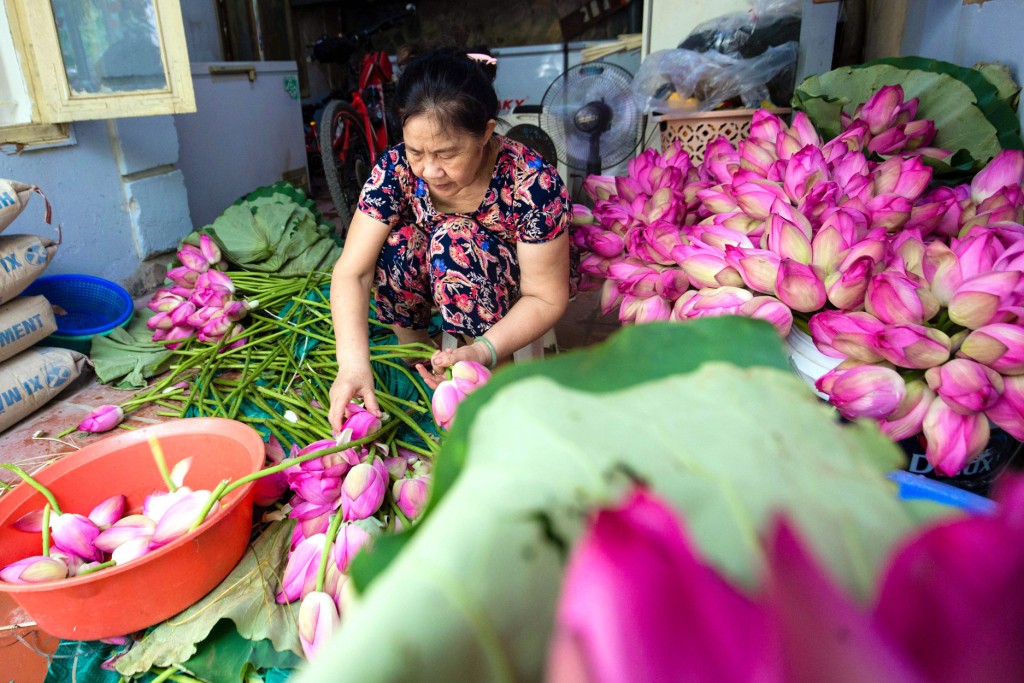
[0, 179, 87, 432]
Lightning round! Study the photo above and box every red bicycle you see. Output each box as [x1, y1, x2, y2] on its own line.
[312, 7, 414, 236]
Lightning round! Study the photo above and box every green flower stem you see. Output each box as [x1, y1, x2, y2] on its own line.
[148, 435, 178, 493]
[218, 421, 399, 499]
[78, 559, 115, 576]
[190, 479, 230, 531]
[394, 439, 437, 459]
[41, 505, 51, 557]
[377, 392, 428, 413]
[0, 464, 62, 515]
[315, 505, 346, 593]
[376, 395, 436, 447]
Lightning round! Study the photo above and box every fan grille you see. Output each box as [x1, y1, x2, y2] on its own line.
[540, 62, 639, 173]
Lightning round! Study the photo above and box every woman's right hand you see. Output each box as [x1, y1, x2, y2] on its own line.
[328, 363, 382, 435]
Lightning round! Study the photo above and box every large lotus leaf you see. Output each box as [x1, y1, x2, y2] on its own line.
[209, 202, 294, 267]
[794, 60, 1021, 170]
[116, 519, 301, 676]
[294, 319, 952, 683]
[975, 61, 1021, 113]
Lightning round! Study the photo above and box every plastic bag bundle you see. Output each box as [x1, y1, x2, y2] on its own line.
[632, 42, 799, 113]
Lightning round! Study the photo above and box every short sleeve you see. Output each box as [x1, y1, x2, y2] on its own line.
[356, 147, 406, 227]
[512, 160, 572, 244]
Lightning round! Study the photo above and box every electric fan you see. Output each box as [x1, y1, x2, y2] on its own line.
[540, 61, 640, 176]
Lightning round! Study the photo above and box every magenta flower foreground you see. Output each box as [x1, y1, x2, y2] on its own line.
[575, 84, 1024, 476]
[548, 483, 1024, 683]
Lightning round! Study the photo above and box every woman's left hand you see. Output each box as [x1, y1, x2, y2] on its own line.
[415, 343, 490, 389]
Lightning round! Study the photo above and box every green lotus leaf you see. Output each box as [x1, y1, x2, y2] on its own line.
[295, 319, 952, 683]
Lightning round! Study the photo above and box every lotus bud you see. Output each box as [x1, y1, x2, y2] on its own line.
[809, 310, 886, 362]
[960, 323, 1024, 375]
[50, 512, 103, 562]
[49, 550, 85, 577]
[76, 405, 124, 432]
[145, 311, 174, 332]
[150, 489, 219, 548]
[289, 500, 336, 547]
[825, 256, 873, 311]
[88, 494, 126, 530]
[163, 325, 195, 350]
[891, 230, 925, 278]
[147, 289, 186, 313]
[253, 470, 289, 508]
[764, 214, 812, 264]
[871, 156, 932, 201]
[878, 379, 936, 441]
[733, 180, 787, 220]
[775, 259, 826, 313]
[341, 463, 386, 521]
[332, 522, 374, 572]
[866, 194, 912, 232]
[176, 244, 210, 273]
[341, 403, 384, 440]
[599, 278, 623, 316]
[748, 109, 785, 145]
[921, 241, 962, 306]
[199, 310, 233, 341]
[922, 398, 991, 476]
[865, 271, 940, 326]
[0, 555, 68, 584]
[13, 509, 44, 533]
[95, 514, 156, 553]
[276, 533, 328, 604]
[816, 364, 906, 420]
[856, 85, 905, 134]
[877, 324, 952, 369]
[949, 271, 1022, 329]
[738, 296, 793, 337]
[112, 536, 153, 566]
[925, 358, 1004, 415]
[143, 486, 192, 524]
[298, 591, 340, 661]
[589, 230, 625, 259]
[383, 457, 409, 480]
[393, 475, 431, 520]
[782, 145, 828, 203]
[199, 233, 222, 266]
[737, 139, 776, 176]
[451, 360, 492, 388]
[571, 204, 595, 226]
[986, 374, 1024, 441]
[970, 150, 1024, 204]
[166, 265, 201, 288]
[725, 245, 779, 294]
[697, 186, 740, 215]
[221, 300, 250, 322]
[676, 249, 742, 289]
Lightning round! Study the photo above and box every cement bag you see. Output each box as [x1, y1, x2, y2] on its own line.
[0, 295, 57, 364]
[0, 346, 86, 433]
[0, 180, 51, 233]
[0, 234, 59, 304]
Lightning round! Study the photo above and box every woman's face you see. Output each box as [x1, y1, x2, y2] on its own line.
[403, 114, 496, 199]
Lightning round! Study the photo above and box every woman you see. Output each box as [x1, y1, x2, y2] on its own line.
[328, 49, 573, 433]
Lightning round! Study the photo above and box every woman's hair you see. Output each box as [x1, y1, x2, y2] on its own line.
[394, 48, 499, 137]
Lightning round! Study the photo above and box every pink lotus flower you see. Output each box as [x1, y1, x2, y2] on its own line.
[816, 363, 906, 420]
[865, 271, 940, 326]
[50, 512, 103, 562]
[340, 463, 386, 521]
[95, 514, 156, 554]
[877, 378, 936, 441]
[737, 296, 793, 337]
[150, 489, 219, 548]
[87, 494, 126, 530]
[0, 555, 68, 584]
[672, 287, 752, 322]
[277, 533, 328, 604]
[450, 360, 492, 389]
[199, 234, 222, 265]
[253, 435, 288, 507]
[393, 475, 431, 520]
[970, 149, 1024, 204]
[724, 246, 780, 294]
[582, 175, 617, 202]
[112, 536, 153, 566]
[921, 397, 991, 476]
[13, 509, 44, 532]
[620, 294, 673, 324]
[546, 487, 769, 683]
[332, 522, 374, 572]
[876, 323, 951, 369]
[166, 265, 201, 288]
[987, 374, 1024, 441]
[960, 323, 1024, 374]
[775, 259, 826, 313]
[809, 310, 886, 361]
[856, 85, 906, 135]
[78, 405, 124, 433]
[948, 270, 1022, 329]
[176, 244, 210, 273]
[925, 358, 1004, 415]
[431, 377, 472, 430]
[299, 591, 340, 661]
[824, 256, 875, 310]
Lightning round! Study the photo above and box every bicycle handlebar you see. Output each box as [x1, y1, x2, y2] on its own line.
[310, 3, 416, 64]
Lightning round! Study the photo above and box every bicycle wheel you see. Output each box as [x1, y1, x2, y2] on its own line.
[320, 100, 374, 237]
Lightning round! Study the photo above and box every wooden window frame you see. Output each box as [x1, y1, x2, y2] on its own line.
[3, 0, 195, 125]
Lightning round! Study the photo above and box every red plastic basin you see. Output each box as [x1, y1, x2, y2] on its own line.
[0, 418, 264, 641]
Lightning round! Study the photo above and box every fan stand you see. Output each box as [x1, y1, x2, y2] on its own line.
[573, 100, 613, 177]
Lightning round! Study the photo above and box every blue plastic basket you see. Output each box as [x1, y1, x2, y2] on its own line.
[21, 274, 134, 354]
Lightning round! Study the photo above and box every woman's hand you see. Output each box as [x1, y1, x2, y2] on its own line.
[328, 363, 382, 435]
[414, 343, 491, 390]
